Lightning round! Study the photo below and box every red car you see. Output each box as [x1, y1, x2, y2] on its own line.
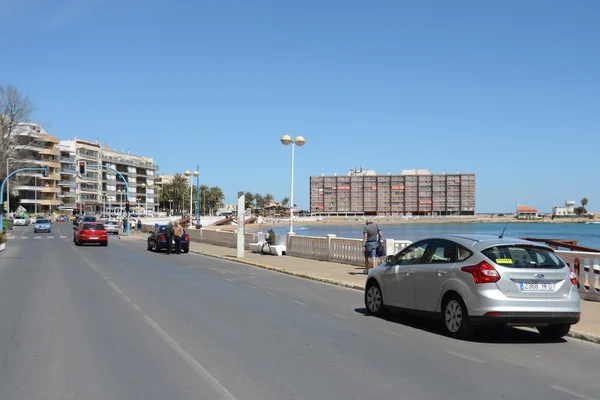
[74, 222, 108, 246]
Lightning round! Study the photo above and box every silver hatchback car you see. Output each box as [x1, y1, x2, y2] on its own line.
[364, 234, 580, 340]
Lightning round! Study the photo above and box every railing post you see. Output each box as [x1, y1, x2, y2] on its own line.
[327, 234, 336, 261]
[287, 232, 295, 253]
[385, 238, 395, 257]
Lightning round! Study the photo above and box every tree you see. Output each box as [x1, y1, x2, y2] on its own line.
[281, 197, 289, 207]
[253, 193, 264, 210]
[199, 185, 225, 215]
[161, 173, 189, 214]
[244, 192, 254, 210]
[0, 85, 35, 182]
[581, 198, 589, 214]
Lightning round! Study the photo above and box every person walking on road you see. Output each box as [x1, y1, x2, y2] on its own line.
[165, 221, 175, 255]
[173, 222, 184, 255]
[363, 218, 383, 273]
[137, 218, 142, 234]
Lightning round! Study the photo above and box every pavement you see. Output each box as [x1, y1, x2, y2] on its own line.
[1, 224, 600, 400]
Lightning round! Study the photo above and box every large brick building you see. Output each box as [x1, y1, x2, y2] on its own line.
[310, 168, 476, 216]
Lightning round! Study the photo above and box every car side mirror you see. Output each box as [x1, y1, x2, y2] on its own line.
[386, 255, 394, 264]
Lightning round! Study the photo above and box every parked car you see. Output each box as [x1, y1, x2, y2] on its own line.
[74, 222, 108, 246]
[104, 220, 120, 235]
[74, 215, 97, 227]
[364, 234, 580, 340]
[34, 218, 52, 233]
[13, 216, 29, 226]
[147, 226, 190, 253]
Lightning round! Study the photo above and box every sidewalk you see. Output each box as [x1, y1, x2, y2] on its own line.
[126, 234, 600, 344]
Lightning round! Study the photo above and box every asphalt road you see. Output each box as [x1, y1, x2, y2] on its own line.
[1, 223, 599, 400]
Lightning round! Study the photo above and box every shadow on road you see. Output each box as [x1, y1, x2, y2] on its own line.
[354, 307, 567, 345]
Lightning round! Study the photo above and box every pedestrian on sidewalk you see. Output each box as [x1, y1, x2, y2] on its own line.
[165, 221, 174, 255]
[363, 218, 382, 273]
[137, 218, 142, 234]
[173, 222, 183, 255]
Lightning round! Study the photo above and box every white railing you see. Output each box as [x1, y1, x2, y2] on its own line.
[287, 234, 412, 266]
[556, 250, 600, 302]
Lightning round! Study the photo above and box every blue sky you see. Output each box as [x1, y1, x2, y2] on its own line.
[1, 0, 598, 212]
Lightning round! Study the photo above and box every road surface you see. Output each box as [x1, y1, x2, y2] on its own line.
[0, 223, 599, 400]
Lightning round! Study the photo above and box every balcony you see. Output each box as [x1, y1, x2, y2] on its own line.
[39, 148, 61, 156]
[42, 160, 61, 168]
[79, 174, 100, 182]
[60, 156, 76, 163]
[57, 193, 76, 198]
[42, 186, 61, 193]
[40, 174, 61, 181]
[79, 187, 99, 194]
[58, 168, 76, 175]
[40, 199, 61, 206]
[58, 180, 73, 186]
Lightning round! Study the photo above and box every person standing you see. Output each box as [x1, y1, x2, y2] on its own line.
[362, 218, 382, 273]
[165, 221, 175, 255]
[137, 218, 142, 233]
[173, 222, 184, 255]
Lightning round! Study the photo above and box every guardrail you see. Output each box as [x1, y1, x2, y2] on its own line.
[557, 250, 600, 302]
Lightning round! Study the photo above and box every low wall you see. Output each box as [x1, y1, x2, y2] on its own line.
[556, 250, 600, 302]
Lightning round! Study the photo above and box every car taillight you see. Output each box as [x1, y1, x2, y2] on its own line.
[183, 234, 189, 241]
[158, 234, 165, 240]
[569, 270, 578, 285]
[461, 261, 500, 284]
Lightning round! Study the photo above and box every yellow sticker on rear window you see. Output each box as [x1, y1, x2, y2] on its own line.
[495, 258, 513, 264]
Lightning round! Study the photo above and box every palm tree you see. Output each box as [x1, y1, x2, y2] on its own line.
[163, 173, 189, 214]
[244, 192, 254, 210]
[281, 197, 289, 208]
[581, 197, 589, 214]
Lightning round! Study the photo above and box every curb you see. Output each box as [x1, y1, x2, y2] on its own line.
[188, 249, 365, 291]
[567, 329, 600, 344]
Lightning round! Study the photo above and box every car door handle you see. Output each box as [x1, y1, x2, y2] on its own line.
[437, 270, 447, 276]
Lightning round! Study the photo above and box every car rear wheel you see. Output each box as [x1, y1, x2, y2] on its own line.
[147, 241, 152, 251]
[537, 324, 571, 341]
[153, 241, 159, 252]
[101, 241, 108, 247]
[365, 281, 385, 317]
[441, 294, 474, 339]
[183, 248, 189, 254]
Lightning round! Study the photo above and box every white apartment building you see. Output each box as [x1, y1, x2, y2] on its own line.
[552, 200, 576, 217]
[59, 140, 159, 215]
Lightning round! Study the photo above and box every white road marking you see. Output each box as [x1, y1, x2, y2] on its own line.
[222, 277, 233, 282]
[378, 328, 405, 338]
[34, 236, 41, 239]
[550, 385, 598, 400]
[328, 312, 349, 320]
[266, 292, 278, 297]
[47, 236, 55, 239]
[245, 285, 258, 290]
[21, 237, 28, 239]
[445, 350, 485, 364]
[293, 300, 307, 306]
[60, 236, 67, 239]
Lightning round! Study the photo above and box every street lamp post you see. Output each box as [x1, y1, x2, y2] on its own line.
[184, 169, 200, 227]
[118, 189, 123, 215]
[141, 183, 149, 216]
[280, 135, 306, 234]
[195, 166, 200, 229]
[6, 158, 13, 216]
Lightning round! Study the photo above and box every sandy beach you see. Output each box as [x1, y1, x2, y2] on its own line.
[203, 214, 598, 231]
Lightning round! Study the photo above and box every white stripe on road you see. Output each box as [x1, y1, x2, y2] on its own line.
[244, 285, 257, 290]
[60, 236, 67, 239]
[70, 246, 239, 400]
[265, 292, 278, 297]
[445, 350, 485, 364]
[293, 300, 307, 306]
[378, 328, 405, 338]
[550, 385, 598, 400]
[34, 236, 41, 239]
[222, 277, 233, 282]
[21, 237, 28, 239]
[47, 236, 55, 239]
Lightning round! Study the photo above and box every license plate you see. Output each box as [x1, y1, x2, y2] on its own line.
[89, 236, 98, 240]
[520, 282, 554, 291]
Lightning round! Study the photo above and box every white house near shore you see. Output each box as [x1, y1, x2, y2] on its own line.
[552, 201, 576, 217]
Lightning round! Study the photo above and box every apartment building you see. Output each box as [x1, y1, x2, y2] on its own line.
[310, 168, 476, 216]
[10, 123, 62, 213]
[101, 146, 158, 214]
[59, 140, 159, 214]
[55, 144, 77, 213]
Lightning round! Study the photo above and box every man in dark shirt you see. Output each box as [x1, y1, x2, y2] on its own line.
[363, 219, 382, 273]
[165, 221, 175, 255]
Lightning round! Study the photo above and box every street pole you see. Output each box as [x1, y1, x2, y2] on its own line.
[236, 191, 245, 258]
[289, 142, 295, 234]
[189, 175, 193, 221]
[6, 159, 10, 216]
[34, 176, 37, 215]
[196, 164, 201, 229]
[0, 167, 47, 228]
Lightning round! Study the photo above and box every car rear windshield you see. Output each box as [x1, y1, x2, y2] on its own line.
[83, 223, 105, 230]
[37, 219, 49, 223]
[106, 221, 117, 225]
[482, 245, 565, 269]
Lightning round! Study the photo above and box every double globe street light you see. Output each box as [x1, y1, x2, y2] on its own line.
[184, 168, 200, 228]
[280, 135, 306, 234]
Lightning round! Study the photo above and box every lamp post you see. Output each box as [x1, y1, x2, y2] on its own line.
[280, 135, 306, 234]
[195, 166, 200, 229]
[141, 183, 148, 216]
[6, 158, 13, 216]
[118, 189, 123, 215]
[184, 169, 200, 227]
